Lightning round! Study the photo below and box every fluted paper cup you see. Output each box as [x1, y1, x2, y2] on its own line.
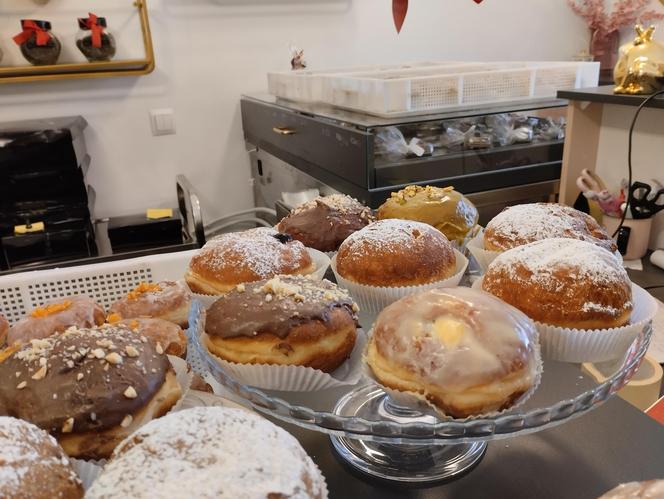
[475, 278, 657, 363]
[189, 248, 331, 308]
[332, 249, 469, 329]
[466, 229, 502, 274]
[71, 459, 103, 490]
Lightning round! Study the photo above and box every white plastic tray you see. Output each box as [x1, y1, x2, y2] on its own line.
[0, 250, 195, 324]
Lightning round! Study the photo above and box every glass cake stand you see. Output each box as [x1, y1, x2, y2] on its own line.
[186, 301, 653, 484]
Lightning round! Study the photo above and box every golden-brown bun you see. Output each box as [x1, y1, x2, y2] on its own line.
[185, 227, 315, 295]
[57, 370, 182, 460]
[0, 417, 83, 499]
[336, 219, 456, 286]
[204, 275, 358, 372]
[482, 238, 632, 329]
[109, 280, 191, 328]
[7, 296, 105, 346]
[367, 287, 539, 418]
[0, 314, 8, 346]
[277, 193, 375, 252]
[86, 407, 327, 499]
[115, 318, 187, 358]
[377, 185, 478, 245]
[599, 480, 664, 499]
[484, 202, 617, 253]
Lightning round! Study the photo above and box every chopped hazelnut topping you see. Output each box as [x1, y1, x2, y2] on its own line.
[352, 303, 360, 313]
[105, 352, 123, 365]
[15, 372, 21, 378]
[92, 348, 105, 359]
[53, 393, 57, 399]
[124, 386, 138, 399]
[77, 373, 84, 381]
[66, 360, 75, 369]
[140, 336, 148, 343]
[125, 345, 140, 358]
[155, 343, 164, 355]
[31, 365, 47, 380]
[236, 283, 246, 293]
[265, 294, 273, 303]
[62, 418, 74, 433]
[16, 381, 27, 390]
[120, 415, 133, 428]
[103, 363, 110, 372]
[90, 412, 97, 421]
[39, 357, 47, 366]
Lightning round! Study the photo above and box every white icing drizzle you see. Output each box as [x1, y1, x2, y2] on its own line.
[0, 417, 80, 496]
[86, 407, 326, 499]
[193, 227, 310, 278]
[373, 287, 538, 390]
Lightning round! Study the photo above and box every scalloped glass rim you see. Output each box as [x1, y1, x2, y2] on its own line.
[186, 301, 652, 445]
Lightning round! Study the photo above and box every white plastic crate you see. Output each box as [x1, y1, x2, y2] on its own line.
[0, 250, 195, 325]
[269, 61, 600, 117]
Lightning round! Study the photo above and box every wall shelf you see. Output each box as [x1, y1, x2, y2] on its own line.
[0, 1, 154, 84]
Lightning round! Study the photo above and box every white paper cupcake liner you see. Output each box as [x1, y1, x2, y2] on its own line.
[71, 458, 103, 490]
[362, 331, 543, 421]
[188, 247, 331, 308]
[331, 249, 469, 329]
[475, 278, 658, 363]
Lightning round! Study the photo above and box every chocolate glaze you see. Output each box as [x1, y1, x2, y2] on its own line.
[0, 325, 169, 434]
[205, 276, 359, 339]
[277, 195, 374, 252]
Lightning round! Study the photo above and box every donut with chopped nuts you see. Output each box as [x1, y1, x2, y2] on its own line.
[0, 324, 182, 460]
[204, 275, 358, 372]
[0, 416, 83, 498]
[108, 280, 192, 328]
[185, 227, 315, 295]
[277, 193, 375, 252]
[86, 407, 327, 499]
[114, 317, 187, 358]
[7, 296, 105, 346]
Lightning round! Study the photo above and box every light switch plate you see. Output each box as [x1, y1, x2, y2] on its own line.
[150, 108, 176, 136]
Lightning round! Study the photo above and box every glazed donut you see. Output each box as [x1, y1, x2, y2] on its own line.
[336, 219, 457, 287]
[366, 287, 540, 418]
[0, 417, 83, 499]
[109, 280, 191, 327]
[277, 193, 374, 252]
[599, 480, 664, 499]
[484, 203, 617, 253]
[482, 238, 632, 329]
[0, 313, 8, 346]
[185, 227, 315, 295]
[115, 317, 187, 358]
[7, 296, 105, 346]
[87, 407, 327, 499]
[377, 185, 479, 245]
[0, 325, 182, 460]
[205, 276, 358, 372]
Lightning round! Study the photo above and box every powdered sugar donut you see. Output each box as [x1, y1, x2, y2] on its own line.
[86, 406, 327, 499]
[108, 280, 191, 328]
[484, 203, 617, 253]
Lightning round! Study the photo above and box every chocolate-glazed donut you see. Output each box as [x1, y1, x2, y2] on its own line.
[0, 324, 182, 459]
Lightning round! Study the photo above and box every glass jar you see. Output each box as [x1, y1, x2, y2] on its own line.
[13, 20, 61, 66]
[76, 14, 116, 62]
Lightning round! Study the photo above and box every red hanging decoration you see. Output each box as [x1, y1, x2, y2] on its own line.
[392, 0, 408, 34]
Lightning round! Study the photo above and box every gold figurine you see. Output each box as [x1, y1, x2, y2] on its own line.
[614, 25, 664, 95]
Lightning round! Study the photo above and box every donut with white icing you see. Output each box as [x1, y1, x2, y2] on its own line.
[484, 203, 617, 253]
[482, 238, 632, 329]
[109, 280, 191, 328]
[367, 287, 540, 418]
[87, 406, 327, 499]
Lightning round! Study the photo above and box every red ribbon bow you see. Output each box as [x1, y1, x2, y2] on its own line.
[85, 13, 104, 48]
[13, 21, 51, 47]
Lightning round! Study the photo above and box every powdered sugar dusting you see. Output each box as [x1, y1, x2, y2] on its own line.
[485, 203, 614, 251]
[291, 193, 371, 218]
[193, 227, 310, 278]
[339, 219, 443, 258]
[0, 417, 80, 496]
[489, 238, 630, 294]
[86, 407, 326, 499]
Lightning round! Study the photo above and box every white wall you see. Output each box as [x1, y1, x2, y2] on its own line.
[0, 0, 589, 223]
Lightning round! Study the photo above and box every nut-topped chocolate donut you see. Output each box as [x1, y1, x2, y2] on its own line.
[377, 185, 479, 245]
[205, 275, 359, 372]
[7, 296, 105, 346]
[0, 416, 83, 499]
[0, 324, 182, 459]
[277, 193, 375, 252]
[484, 203, 617, 253]
[185, 227, 315, 295]
[109, 280, 192, 327]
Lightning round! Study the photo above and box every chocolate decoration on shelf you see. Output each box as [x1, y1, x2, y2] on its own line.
[76, 13, 116, 62]
[13, 20, 61, 66]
